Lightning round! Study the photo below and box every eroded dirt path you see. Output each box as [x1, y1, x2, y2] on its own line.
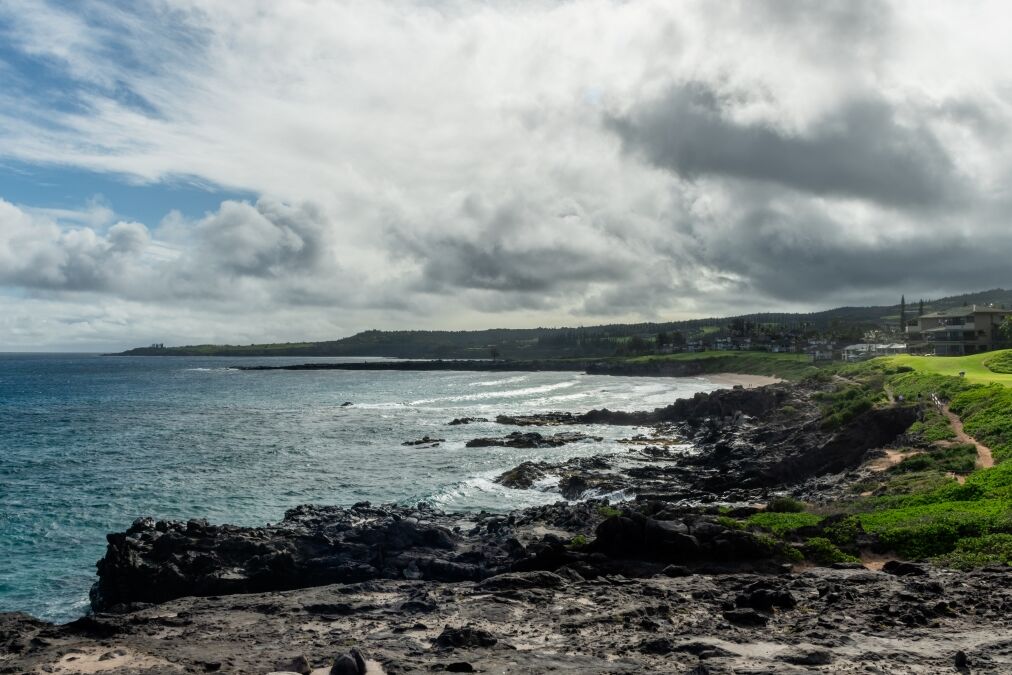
[942, 404, 995, 469]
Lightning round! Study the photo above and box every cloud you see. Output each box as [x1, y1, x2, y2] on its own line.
[607, 83, 966, 208]
[0, 1, 1012, 348]
[0, 198, 150, 291]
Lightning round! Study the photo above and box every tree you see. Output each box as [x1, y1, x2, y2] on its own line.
[918, 299, 925, 316]
[655, 332, 671, 348]
[489, 346, 500, 360]
[999, 317, 1012, 344]
[900, 295, 907, 331]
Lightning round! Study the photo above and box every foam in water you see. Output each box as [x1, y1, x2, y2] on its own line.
[0, 354, 724, 621]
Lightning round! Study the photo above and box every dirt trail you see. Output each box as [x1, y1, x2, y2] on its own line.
[942, 404, 994, 469]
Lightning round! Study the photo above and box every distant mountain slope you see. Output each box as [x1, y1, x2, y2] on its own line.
[116, 288, 1012, 358]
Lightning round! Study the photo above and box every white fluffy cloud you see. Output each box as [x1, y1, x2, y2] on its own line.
[1, 0, 1012, 349]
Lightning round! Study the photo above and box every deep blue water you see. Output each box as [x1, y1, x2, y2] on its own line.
[0, 354, 721, 622]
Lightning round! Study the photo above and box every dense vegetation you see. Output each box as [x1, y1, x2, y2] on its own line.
[984, 350, 1012, 374]
[731, 357, 1012, 570]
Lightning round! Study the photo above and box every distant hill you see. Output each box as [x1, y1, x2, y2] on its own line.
[116, 288, 1012, 359]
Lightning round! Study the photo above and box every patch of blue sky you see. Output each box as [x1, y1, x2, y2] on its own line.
[0, 160, 256, 226]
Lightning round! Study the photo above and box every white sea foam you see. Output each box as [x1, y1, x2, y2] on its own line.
[468, 375, 529, 387]
[406, 380, 578, 406]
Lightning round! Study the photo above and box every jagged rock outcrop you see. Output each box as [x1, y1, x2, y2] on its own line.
[90, 502, 513, 612]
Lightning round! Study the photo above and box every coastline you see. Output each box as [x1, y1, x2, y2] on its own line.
[3, 371, 1010, 673]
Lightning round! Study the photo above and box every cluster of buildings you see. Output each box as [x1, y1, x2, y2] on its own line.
[673, 305, 1011, 361]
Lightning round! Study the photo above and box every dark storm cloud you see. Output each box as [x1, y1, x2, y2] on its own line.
[608, 83, 965, 209]
[385, 193, 637, 298]
[698, 203, 1012, 303]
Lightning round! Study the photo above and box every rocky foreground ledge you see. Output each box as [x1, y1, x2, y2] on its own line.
[3, 381, 1011, 673]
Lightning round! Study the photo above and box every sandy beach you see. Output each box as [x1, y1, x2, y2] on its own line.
[705, 372, 783, 388]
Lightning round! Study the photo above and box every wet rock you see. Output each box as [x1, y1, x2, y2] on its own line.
[89, 503, 507, 611]
[476, 571, 566, 591]
[883, 560, 928, 576]
[329, 653, 361, 675]
[735, 582, 796, 611]
[722, 608, 770, 626]
[446, 663, 476, 673]
[402, 436, 445, 446]
[276, 655, 311, 674]
[434, 625, 498, 650]
[448, 417, 488, 425]
[494, 461, 548, 489]
[495, 412, 579, 426]
[779, 647, 833, 665]
[466, 431, 601, 449]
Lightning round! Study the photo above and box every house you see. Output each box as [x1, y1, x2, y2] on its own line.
[907, 305, 1012, 356]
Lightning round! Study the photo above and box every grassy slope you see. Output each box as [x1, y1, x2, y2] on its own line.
[884, 350, 1012, 386]
[734, 359, 1012, 568]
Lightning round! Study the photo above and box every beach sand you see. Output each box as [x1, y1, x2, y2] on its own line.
[705, 372, 783, 388]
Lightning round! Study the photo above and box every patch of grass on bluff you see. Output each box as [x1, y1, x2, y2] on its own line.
[786, 361, 1012, 567]
[625, 351, 820, 381]
[950, 385, 1012, 464]
[890, 443, 977, 475]
[747, 511, 822, 535]
[883, 350, 1012, 387]
[844, 463, 1012, 561]
[815, 383, 885, 430]
[847, 358, 1012, 465]
[906, 408, 956, 444]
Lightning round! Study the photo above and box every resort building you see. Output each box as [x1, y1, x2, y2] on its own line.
[906, 305, 1012, 356]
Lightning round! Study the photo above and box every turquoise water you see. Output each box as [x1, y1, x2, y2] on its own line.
[0, 354, 720, 622]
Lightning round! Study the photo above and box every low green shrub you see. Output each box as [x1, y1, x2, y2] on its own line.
[752, 534, 805, 563]
[597, 505, 622, 518]
[765, 495, 806, 513]
[906, 408, 956, 444]
[747, 511, 822, 535]
[932, 533, 1012, 569]
[568, 534, 588, 548]
[803, 537, 860, 565]
[890, 443, 977, 475]
[717, 515, 744, 530]
[983, 351, 1012, 375]
[856, 499, 1012, 559]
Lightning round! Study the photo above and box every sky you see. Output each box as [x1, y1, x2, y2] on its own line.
[1, 1, 1011, 351]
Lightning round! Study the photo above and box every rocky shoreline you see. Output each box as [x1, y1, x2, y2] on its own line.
[2, 379, 1010, 674]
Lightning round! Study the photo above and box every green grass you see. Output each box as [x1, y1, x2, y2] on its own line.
[842, 463, 1012, 561]
[803, 537, 860, 565]
[932, 533, 1012, 569]
[856, 499, 1012, 559]
[623, 351, 820, 381]
[984, 351, 1012, 374]
[906, 408, 956, 444]
[950, 385, 1012, 464]
[890, 444, 977, 475]
[884, 350, 1012, 387]
[747, 511, 823, 535]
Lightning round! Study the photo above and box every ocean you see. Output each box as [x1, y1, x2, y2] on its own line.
[0, 353, 724, 622]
